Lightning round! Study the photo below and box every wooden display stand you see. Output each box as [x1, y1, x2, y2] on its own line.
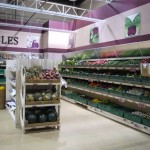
[18, 59, 61, 133]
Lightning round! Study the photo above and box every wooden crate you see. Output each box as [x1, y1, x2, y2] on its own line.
[25, 120, 59, 128]
[25, 99, 60, 105]
[0, 90, 5, 109]
[26, 78, 60, 84]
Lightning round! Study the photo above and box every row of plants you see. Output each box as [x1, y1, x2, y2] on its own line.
[61, 71, 150, 85]
[65, 79, 150, 103]
[59, 58, 150, 67]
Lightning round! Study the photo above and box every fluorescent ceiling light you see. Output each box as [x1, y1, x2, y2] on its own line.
[0, 22, 75, 33]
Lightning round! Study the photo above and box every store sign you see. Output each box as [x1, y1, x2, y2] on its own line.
[90, 27, 99, 44]
[125, 13, 141, 37]
[27, 36, 39, 49]
[0, 36, 18, 45]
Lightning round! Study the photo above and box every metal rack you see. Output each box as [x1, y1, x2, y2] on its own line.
[60, 57, 150, 134]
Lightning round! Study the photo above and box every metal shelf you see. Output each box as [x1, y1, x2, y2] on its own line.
[0, 65, 6, 67]
[5, 105, 15, 122]
[10, 69, 16, 73]
[10, 80, 16, 87]
[9, 93, 16, 102]
[61, 96, 150, 135]
[61, 74, 150, 89]
[59, 65, 140, 71]
[67, 85, 150, 107]
[0, 82, 5, 85]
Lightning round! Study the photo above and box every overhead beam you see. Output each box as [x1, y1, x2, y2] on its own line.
[0, 2, 105, 23]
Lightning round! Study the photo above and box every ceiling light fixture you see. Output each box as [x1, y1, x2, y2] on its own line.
[0, 22, 75, 33]
[69, 0, 77, 1]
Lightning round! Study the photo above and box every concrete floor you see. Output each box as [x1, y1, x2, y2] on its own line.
[0, 100, 150, 150]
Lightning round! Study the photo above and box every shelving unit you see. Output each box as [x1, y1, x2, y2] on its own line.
[66, 85, 150, 107]
[5, 60, 18, 125]
[0, 62, 6, 110]
[0, 64, 6, 80]
[5, 104, 16, 121]
[61, 95, 150, 134]
[59, 58, 150, 134]
[59, 65, 140, 71]
[18, 59, 61, 133]
[61, 74, 150, 89]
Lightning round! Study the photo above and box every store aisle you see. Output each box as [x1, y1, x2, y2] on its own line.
[0, 100, 150, 150]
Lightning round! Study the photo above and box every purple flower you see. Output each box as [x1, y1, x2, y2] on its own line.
[92, 27, 99, 35]
[31, 40, 39, 48]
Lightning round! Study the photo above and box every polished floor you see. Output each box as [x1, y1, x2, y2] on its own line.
[0, 100, 150, 150]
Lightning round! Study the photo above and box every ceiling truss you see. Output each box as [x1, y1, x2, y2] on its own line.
[0, 0, 105, 23]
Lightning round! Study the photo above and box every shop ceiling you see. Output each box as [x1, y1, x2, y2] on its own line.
[46, 0, 86, 7]
[0, 0, 112, 31]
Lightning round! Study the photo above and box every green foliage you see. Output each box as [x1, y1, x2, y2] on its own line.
[125, 17, 133, 27]
[133, 13, 141, 25]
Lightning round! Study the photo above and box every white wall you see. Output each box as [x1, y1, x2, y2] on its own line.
[48, 31, 71, 49]
[44, 52, 62, 67]
[75, 3, 150, 47]
[0, 29, 42, 48]
[41, 32, 48, 49]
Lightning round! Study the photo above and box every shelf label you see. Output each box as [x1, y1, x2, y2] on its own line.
[134, 123, 141, 129]
[144, 126, 148, 129]
[130, 67, 136, 72]
[88, 79, 93, 82]
[119, 99, 125, 103]
[138, 103, 145, 108]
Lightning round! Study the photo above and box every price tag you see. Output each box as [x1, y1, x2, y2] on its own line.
[88, 80, 93, 82]
[119, 99, 125, 103]
[138, 103, 145, 108]
[144, 126, 148, 129]
[130, 67, 136, 72]
[134, 123, 141, 129]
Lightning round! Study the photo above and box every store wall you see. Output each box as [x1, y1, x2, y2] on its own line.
[44, 52, 62, 67]
[0, 0, 150, 54]
[42, 32, 48, 49]
[48, 31, 71, 49]
[0, 29, 42, 52]
[75, 2, 150, 48]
